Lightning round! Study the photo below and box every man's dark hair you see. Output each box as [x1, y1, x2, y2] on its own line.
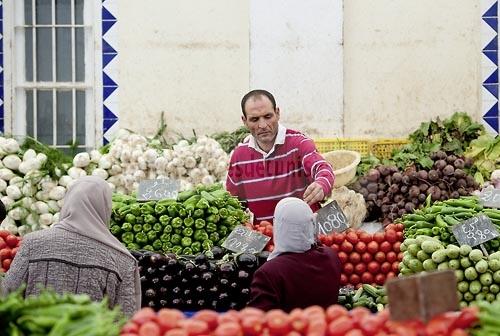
[241, 89, 277, 117]
[0, 200, 6, 222]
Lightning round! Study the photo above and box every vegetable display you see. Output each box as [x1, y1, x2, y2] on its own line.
[319, 225, 404, 287]
[327, 187, 367, 229]
[122, 305, 478, 336]
[0, 287, 124, 336]
[399, 235, 500, 308]
[351, 153, 479, 224]
[400, 196, 500, 251]
[133, 248, 268, 312]
[0, 229, 21, 272]
[337, 284, 387, 312]
[465, 134, 500, 185]
[111, 185, 248, 255]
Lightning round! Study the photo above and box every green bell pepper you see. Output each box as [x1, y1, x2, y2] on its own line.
[171, 234, 182, 245]
[214, 199, 226, 209]
[160, 233, 171, 242]
[141, 203, 155, 214]
[171, 245, 182, 255]
[133, 224, 143, 233]
[142, 223, 153, 232]
[182, 227, 193, 237]
[153, 223, 162, 232]
[181, 237, 192, 247]
[194, 229, 209, 242]
[121, 223, 133, 232]
[208, 206, 219, 215]
[130, 203, 141, 216]
[209, 232, 220, 243]
[191, 241, 201, 253]
[218, 225, 228, 237]
[159, 215, 171, 226]
[110, 225, 121, 235]
[144, 214, 156, 225]
[135, 216, 144, 224]
[152, 239, 163, 251]
[162, 242, 173, 251]
[147, 230, 158, 242]
[177, 189, 197, 202]
[184, 217, 194, 228]
[206, 222, 217, 233]
[121, 232, 134, 244]
[135, 232, 148, 245]
[196, 198, 210, 210]
[218, 208, 229, 219]
[178, 207, 188, 218]
[143, 245, 154, 251]
[206, 214, 220, 223]
[195, 219, 206, 229]
[171, 217, 183, 228]
[202, 239, 213, 251]
[127, 243, 140, 251]
[193, 209, 204, 219]
[125, 213, 136, 224]
[163, 225, 173, 234]
[182, 247, 193, 255]
[167, 205, 178, 217]
[223, 216, 237, 227]
[174, 228, 182, 235]
[155, 204, 167, 216]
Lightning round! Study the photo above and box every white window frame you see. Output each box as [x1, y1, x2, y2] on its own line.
[3, 0, 103, 150]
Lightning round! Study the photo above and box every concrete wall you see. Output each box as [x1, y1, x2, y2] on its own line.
[117, 0, 482, 139]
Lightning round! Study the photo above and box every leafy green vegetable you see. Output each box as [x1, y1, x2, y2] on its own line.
[20, 136, 72, 178]
[356, 154, 381, 176]
[465, 134, 500, 182]
[211, 126, 250, 153]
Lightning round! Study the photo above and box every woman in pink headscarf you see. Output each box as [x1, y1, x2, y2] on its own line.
[248, 197, 342, 312]
[1, 176, 141, 316]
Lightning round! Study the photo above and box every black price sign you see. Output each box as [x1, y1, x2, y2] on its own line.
[479, 188, 500, 208]
[451, 214, 499, 247]
[222, 225, 271, 254]
[315, 200, 349, 235]
[137, 179, 180, 201]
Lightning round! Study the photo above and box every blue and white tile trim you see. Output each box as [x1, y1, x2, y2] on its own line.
[0, 1, 4, 133]
[102, 0, 118, 144]
[482, 0, 500, 134]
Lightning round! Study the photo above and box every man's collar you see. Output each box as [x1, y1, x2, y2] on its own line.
[248, 124, 287, 155]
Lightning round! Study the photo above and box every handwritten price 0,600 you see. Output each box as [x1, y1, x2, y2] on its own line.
[318, 212, 346, 235]
[225, 238, 257, 253]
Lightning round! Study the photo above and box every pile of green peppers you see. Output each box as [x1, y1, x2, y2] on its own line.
[110, 184, 248, 255]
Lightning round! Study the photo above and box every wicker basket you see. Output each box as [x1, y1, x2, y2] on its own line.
[323, 150, 361, 188]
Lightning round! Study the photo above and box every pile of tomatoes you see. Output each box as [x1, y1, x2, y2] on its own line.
[318, 224, 404, 287]
[0, 230, 21, 273]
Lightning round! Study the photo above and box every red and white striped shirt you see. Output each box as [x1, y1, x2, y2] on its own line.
[226, 125, 335, 223]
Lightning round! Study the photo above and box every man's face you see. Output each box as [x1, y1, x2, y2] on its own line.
[242, 96, 280, 148]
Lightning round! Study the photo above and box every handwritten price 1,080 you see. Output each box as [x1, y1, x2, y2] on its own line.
[318, 211, 347, 235]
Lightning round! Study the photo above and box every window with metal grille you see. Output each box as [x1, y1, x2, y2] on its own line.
[8, 0, 100, 152]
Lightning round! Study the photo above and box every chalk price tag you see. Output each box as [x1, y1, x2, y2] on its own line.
[137, 179, 180, 201]
[479, 188, 500, 208]
[315, 200, 349, 235]
[451, 214, 499, 247]
[222, 225, 271, 254]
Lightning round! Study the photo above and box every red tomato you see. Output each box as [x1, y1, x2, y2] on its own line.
[164, 329, 189, 336]
[121, 322, 139, 333]
[392, 241, 402, 253]
[193, 309, 220, 330]
[375, 273, 386, 286]
[323, 235, 333, 247]
[178, 320, 209, 336]
[285, 332, 302, 336]
[386, 271, 396, 280]
[340, 274, 348, 285]
[359, 232, 373, 244]
[361, 252, 373, 264]
[349, 252, 361, 264]
[343, 263, 354, 275]
[0, 230, 10, 240]
[367, 261, 380, 274]
[386, 251, 397, 263]
[350, 307, 371, 327]
[450, 330, 468, 336]
[289, 310, 309, 333]
[373, 232, 385, 244]
[380, 262, 391, 274]
[337, 252, 349, 264]
[10, 247, 18, 258]
[374, 252, 386, 263]
[217, 311, 240, 325]
[239, 307, 265, 319]
[5, 235, 18, 248]
[392, 261, 400, 273]
[385, 229, 397, 243]
[345, 329, 364, 336]
[266, 309, 290, 335]
[2, 259, 11, 270]
[0, 248, 11, 260]
[0, 238, 6, 250]
[307, 318, 327, 336]
[354, 242, 367, 254]
[157, 309, 184, 331]
[326, 316, 354, 336]
[331, 245, 339, 253]
[367, 241, 379, 255]
[397, 252, 404, 261]
[303, 306, 325, 320]
[213, 322, 242, 336]
[361, 272, 374, 284]
[340, 241, 353, 253]
[380, 241, 392, 254]
[354, 263, 366, 275]
[346, 231, 359, 245]
[138, 321, 161, 336]
[349, 274, 361, 286]
[396, 231, 404, 241]
[260, 220, 272, 227]
[325, 305, 348, 323]
[332, 233, 344, 245]
[240, 316, 264, 336]
[385, 223, 396, 231]
[395, 223, 404, 232]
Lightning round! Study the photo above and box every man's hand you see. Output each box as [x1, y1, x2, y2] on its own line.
[303, 182, 325, 205]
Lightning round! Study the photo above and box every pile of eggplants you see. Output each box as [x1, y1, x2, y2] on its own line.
[131, 247, 270, 312]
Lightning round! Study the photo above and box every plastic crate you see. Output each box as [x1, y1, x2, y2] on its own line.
[314, 138, 370, 155]
[370, 139, 408, 159]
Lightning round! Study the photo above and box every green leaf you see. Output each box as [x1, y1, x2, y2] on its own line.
[474, 171, 485, 185]
[417, 157, 434, 169]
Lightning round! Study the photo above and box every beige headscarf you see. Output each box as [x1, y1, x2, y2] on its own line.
[267, 197, 317, 261]
[52, 176, 141, 311]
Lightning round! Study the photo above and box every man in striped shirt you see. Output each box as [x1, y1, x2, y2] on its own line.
[226, 90, 335, 223]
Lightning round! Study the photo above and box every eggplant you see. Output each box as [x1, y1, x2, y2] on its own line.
[151, 277, 160, 286]
[147, 300, 156, 308]
[197, 299, 206, 308]
[172, 286, 182, 295]
[218, 262, 236, 278]
[146, 267, 157, 276]
[162, 274, 174, 285]
[194, 253, 208, 265]
[236, 253, 258, 271]
[201, 272, 214, 283]
[149, 253, 166, 266]
[211, 246, 225, 259]
[159, 287, 168, 295]
[171, 298, 183, 307]
[183, 289, 192, 297]
[159, 299, 168, 307]
[145, 288, 156, 299]
[257, 251, 270, 266]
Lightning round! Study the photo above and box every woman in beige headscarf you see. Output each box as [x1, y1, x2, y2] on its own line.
[1, 176, 141, 316]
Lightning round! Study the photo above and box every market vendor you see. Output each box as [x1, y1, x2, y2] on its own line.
[248, 197, 341, 311]
[226, 89, 335, 223]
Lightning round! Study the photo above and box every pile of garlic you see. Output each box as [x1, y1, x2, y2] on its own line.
[66, 129, 229, 195]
